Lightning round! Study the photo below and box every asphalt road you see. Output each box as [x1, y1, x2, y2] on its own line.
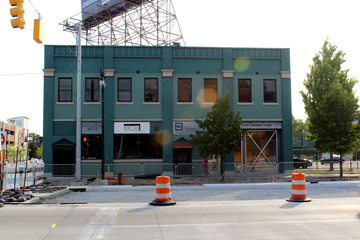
[0, 181, 359, 240]
[43, 181, 360, 204]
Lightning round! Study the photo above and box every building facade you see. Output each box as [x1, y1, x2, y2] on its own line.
[43, 45, 292, 176]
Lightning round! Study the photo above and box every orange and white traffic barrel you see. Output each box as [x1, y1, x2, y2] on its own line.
[149, 175, 176, 206]
[287, 171, 311, 202]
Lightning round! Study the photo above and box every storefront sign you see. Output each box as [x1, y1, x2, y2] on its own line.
[114, 122, 150, 134]
[82, 122, 102, 134]
[173, 122, 202, 135]
[241, 122, 282, 129]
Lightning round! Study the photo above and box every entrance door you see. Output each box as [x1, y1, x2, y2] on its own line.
[174, 149, 192, 175]
[53, 139, 76, 176]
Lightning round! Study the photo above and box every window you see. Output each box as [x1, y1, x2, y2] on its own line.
[82, 135, 102, 159]
[238, 79, 251, 102]
[263, 79, 277, 103]
[204, 78, 217, 102]
[58, 78, 72, 102]
[85, 78, 99, 102]
[144, 78, 158, 102]
[114, 134, 162, 159]
[118, 78, 132, 102]
[178, 78, 192, 102]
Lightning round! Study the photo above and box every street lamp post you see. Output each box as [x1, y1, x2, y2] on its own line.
[99, 69, 106, 180]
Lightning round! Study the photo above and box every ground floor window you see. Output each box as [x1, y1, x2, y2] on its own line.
[234, 130, 278, 173]
[81, 135, 101, 160]
[114, 134, 162, 159]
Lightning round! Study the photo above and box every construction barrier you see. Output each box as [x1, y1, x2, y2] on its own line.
[1, 159, 44, 191]
[286, 171, 311, 202]
[149, 175, 176, 206]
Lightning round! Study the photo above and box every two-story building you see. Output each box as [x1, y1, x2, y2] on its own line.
[43, 45, 292, 176]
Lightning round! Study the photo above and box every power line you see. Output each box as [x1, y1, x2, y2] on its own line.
[0, 73, 42, 77]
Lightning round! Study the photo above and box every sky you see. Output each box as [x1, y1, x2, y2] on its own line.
[1, 0, 360, 136]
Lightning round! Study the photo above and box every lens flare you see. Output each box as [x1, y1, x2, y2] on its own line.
[234, 57, 250, 72]
[156, 130, 172, 146]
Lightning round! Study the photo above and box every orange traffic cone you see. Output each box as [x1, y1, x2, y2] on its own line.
[287, 171, 311, 202]
[149, 175, 176, 206]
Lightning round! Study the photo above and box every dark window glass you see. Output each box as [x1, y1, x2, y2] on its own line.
[114, 134, 162, 159]
[58, 78, 72, 102]
[118, 78, 132, 102]
[81, 135, 102, 159]
[238, 79, 251, 102]
[204, 79, 217, 102]
[263, 79, 277, 103]
[178, 78, 192, 102]
[85, 78, 99, 102]
[144, 78, 158, 102]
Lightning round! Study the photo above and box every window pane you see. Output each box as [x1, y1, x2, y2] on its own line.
[59, 91, 72, 102]
[263, 79, 276, 102]
[145, 78, 158, 102]
[119, 79, 131, 90]
[119, 92, 131, 102]
[178, 78, 192, 102]
[59, 79, 72, 90]
[238, 79, 251, 102]
[204, 79, 217, 102]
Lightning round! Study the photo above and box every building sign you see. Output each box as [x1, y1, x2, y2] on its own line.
[241, 122, 282, 129]
[173, 122, 202, 135]
[114, 122, 150, 134]
[82, 122, 102, 134]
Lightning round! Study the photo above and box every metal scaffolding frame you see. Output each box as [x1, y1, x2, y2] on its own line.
[60, 0, 185, 46]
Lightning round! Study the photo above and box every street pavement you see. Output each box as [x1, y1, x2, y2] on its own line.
[0, 181, 359, 240]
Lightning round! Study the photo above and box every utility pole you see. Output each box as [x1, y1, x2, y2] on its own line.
[75, 23, 82, 181]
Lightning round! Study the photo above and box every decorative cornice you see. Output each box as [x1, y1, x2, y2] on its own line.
[43, 69, 55, 77]
[104, 69, 115, 77]
[161, 69, 174, 78]
[222, 70, 235, 78]
[280, 71, 291, 79]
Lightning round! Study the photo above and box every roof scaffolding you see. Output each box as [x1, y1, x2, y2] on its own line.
[60, 0, 185, 46]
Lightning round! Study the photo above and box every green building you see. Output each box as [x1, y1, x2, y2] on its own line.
[43, 45, 292, 177]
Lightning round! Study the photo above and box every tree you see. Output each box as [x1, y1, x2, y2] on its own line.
[301, 39, 359, 176]
[189, 92, 245, 176]
[28, 133, 43, 159]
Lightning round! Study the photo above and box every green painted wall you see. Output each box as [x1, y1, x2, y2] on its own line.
[43, 45, 292, 173]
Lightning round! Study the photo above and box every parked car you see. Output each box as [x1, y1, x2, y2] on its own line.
[320, 156, 345, 165]
[293, 155, 312, 169]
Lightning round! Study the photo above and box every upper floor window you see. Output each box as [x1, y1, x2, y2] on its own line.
[144, 78, 158, 102]
[204, 78, 217, 102]
[263, 79, 277, 103]
[58, 78, 72, 102]
[118, 78, 132, 102]
[85, 78, 99, 102]
[238, 79, 251, 102]
[178, 78, 192, 102]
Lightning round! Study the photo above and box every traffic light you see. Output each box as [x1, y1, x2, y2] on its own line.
[33, 18, 44, 43]
[9, 0, 25, 29]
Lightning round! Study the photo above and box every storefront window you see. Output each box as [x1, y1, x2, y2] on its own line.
[81, 135, 101, 159]
[246, 131, 277, 172]
[114, 134, 162, 159]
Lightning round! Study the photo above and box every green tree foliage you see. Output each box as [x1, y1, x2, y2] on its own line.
[28, 133, 43, 158]
[301, 39, 359, 175]
[189, 92, 245, 174]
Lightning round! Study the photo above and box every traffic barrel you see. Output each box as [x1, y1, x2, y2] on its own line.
[286, 171, 311, 202]
[149, 175, 176, 206]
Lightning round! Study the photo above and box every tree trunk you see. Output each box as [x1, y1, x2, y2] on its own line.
[330, 153, 334, 171]
[339, 153, 343, 179]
